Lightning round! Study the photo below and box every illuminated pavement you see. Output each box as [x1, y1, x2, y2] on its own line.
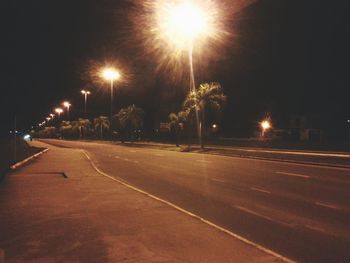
[0, 141, 283, 263]
[40, 139, 350, 262]
[5, 138, 350, 262]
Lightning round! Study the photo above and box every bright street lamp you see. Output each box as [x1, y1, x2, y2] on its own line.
[55, 108, 63, 120]
[101, 67, 120, 124]
[62, 101, 71, 120]
[152, 1, 222, 148]
[261, 120, 271, 137]
[81, 90, 91, 116]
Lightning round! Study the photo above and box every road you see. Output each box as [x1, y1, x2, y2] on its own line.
[41, 139, 350, 263]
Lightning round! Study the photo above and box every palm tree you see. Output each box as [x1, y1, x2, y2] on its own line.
[93, 116, 110, 139]
[115, 105, 144, 142]
[72, 118, 91, 139]
[183, 82, 226, 148]
[169, 111, 187, 147]
[59, 121, 73, 139]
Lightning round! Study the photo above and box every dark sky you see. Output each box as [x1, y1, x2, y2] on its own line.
[1, 0, 349, 137]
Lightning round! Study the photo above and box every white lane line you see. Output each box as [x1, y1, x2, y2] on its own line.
[115, 156, 131, 162]
[305, 224, 327, 234]
[196, 160, 212, 164]
[242, 149, 350, 158]
[232, 205, 293, 227]
[133, 160, 139, 164]
[315, 202, 340, 210]
[154, 153, 165, 157]
[129, 150, 137, 153]
[81, 150, 294, 263]
[211, 178, 226, 183]
[276, 171, 310, 179]
[250, 187, 271, 194]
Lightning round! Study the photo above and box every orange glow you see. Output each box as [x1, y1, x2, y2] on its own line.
[62, 101, 71, 108]
[55, 108, 63, 114]
[261, 120, 271, 131]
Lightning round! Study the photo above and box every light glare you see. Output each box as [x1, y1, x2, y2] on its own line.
[101, 68, 120, 81]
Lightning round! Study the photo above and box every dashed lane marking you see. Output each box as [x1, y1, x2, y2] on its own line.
[211, 178, 226, 183]
[276, 171, 310, 179]
[196, 160, 212, 164]
[81, 150, 294, 263]
[315, 202, 340, 210]
[250, 187, 271, 194]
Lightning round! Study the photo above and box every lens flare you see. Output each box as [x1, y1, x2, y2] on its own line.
[155, 1, 216, 51]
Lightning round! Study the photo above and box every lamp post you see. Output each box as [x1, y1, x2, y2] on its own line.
[81, 90, 91, 117]
[55, 108, 63, 124]
[101, 67, 120, 125]
[153, 1, 218, 148]
[62, 101, 71, 120]
[261, 120, 271, 138]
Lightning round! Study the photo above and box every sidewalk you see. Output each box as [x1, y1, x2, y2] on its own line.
[0, 141, 283, 263]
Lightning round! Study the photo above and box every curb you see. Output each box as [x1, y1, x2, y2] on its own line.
[10, 148, 49, 170]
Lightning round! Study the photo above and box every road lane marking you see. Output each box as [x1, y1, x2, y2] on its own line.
[241, 149, 350, 158]
[315, 202, 340, 210]
[211, 178, 226, 183]
[305, 224, 327, 234]
[115, 156, 121, 159]
[276, 171, 310, 179]
[129, 150, 137, 153]
[154, 153, 165, 157]
[196, 160, 212, 163]
[250, 187, 271, 194]
[232, 205, 293, 227]
[81, 150, 294, 263]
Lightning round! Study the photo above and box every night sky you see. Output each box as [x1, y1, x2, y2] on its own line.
[1, 0, 349, 138]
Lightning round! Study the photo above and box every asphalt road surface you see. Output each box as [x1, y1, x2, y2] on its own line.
[41, 139, 350, 263]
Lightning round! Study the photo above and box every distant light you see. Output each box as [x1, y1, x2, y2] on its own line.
[55, 108, 63, 114]
[347, 119, 350, 123]
[261, 120, 271, 131]
[63, 101, 71, 108]
[212, 124, 217, 129]
[23, 134, 30, 140]
[81, 90, 91, 95]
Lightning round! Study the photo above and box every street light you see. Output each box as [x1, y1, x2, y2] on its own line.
[81, 90, 91, 116]
[101, 67, 120, 124]
[152, 1, 222, 148]
[55, 108, 63, 120]
[62, 101, 71, 120]
[260, 120, 271, 138]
